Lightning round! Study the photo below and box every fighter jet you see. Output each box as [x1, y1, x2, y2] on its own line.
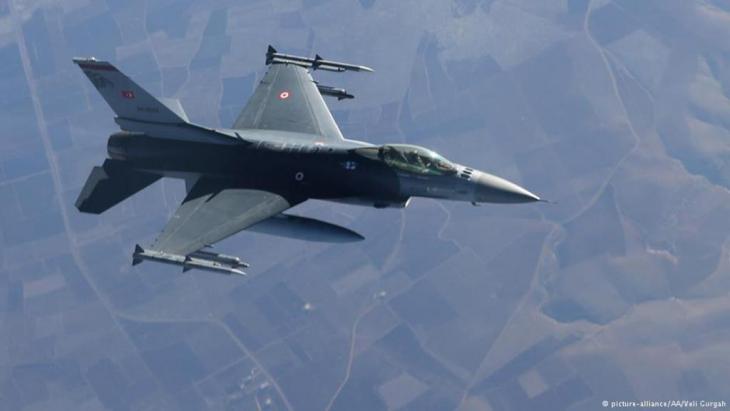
[74, 46, 540, 276]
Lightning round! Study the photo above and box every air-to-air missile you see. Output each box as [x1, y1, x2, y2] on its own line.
[132, 245, 247, 276]
[265, 45, 374, 73]
[189, 249, 249, 269]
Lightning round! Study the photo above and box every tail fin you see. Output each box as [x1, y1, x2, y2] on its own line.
[73, 57, 188, 124]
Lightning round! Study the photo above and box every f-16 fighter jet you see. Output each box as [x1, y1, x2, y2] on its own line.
[74, 46, 540, 276]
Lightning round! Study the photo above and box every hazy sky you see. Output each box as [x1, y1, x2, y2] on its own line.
[1, 1, 730, 410]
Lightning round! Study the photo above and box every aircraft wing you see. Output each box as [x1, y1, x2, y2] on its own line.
[149, 178, 299, 257]
[232, 63, 345, 143]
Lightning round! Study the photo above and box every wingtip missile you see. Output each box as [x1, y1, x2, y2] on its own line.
[132, 245, 248, 277]
[313, 59, 374, 73]
[189, 250, 250, 268]
[183, 256, 248, 276]
[266, 47, 373, 73]
[315, 65, 347, 73]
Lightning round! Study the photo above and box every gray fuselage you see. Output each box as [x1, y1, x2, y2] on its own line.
[107, 131, 540, 208]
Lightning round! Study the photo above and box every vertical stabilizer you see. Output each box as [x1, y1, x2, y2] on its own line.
[73, 57, 188, 124]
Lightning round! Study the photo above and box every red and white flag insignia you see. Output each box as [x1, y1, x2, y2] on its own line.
[121, 90, 135, 99]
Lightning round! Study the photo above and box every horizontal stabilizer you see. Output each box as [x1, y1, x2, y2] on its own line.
[75, 160, 161, 214]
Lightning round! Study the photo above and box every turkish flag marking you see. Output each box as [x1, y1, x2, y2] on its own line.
[121, 90, 135, 99]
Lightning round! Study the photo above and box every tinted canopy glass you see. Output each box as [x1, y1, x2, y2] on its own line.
[378, 144, 457, 176]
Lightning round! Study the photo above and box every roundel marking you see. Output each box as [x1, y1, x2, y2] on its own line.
[295, 171, 304, 181]
[279, 91, 290, 100]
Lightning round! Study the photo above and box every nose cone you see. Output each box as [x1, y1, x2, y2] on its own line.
[473, 171, 540, 204]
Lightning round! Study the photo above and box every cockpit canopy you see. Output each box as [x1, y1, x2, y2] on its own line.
[355, 144, 457, 176]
